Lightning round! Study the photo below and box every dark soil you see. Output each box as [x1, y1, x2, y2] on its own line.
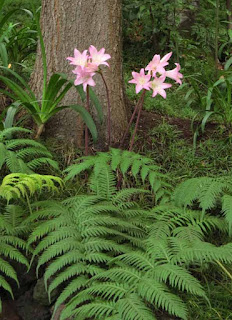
[118, 109, 218, 152]
[140, 110, 217, 140]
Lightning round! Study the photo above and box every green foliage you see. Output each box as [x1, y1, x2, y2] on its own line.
[28, 164, 232, 320]
[174, 175, 232, 231]
[0, 10, 37, 69]
[0, 127, 59, 173]
[185, 73, 232, 148]
[64, 148, 172, 203]
[0, 173, 63, 201]
[0, 212, 28, 312]
[0, 67, 99, 141]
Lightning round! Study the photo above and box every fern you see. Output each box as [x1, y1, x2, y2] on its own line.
[27, 165, 232, 320]
[174, 176, 232, 230]
[222, 195, 232, 232]
[0, 212, 28, 312]
[0, 173, 63, 201]
[0, 169, 63, 311]
[64, 148, 172, 203]
[0, 127, 59, 174]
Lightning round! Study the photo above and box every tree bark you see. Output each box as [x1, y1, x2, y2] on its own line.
[227, 0, 232, 30]
[30, 0, 128, 148]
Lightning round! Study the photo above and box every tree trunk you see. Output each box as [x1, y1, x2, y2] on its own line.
[227, 0, 232, 30]
[30, 0, 128, 148]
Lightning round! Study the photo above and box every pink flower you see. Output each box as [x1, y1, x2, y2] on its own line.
[145, 52, 172, 75]
[67, 49, 88, 67]
[73, 66, 96, 91]
[128, 68, 151, 94]
[165, 63, 183, 85]
[150, 75, 172, 99]
[89, 45, 111, 67]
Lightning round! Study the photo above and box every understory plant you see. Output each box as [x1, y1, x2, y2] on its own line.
[186, 71, 232, 148]
[28, 158, 232, 320]
[0, 8, 37, 69]
[174, 175, 232, 232]
[64, 148, 172, 203]
[0, 127, 59, 173]
[0, 172, 62, 312]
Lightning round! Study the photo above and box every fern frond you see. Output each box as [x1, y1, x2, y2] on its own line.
[73, 301, 116, 319]
[222, 195, 232, 233]
[117, 294, 156, 320]
[0, 231, 28, 313]
[0, 173, 63, 201]
[53, 276, 88, 315]
[138, 278, 187, 319]
[174, 176, 232, 213]
[0, 127, 59, 173]
[0, 127, 31, 140]
[64, 148, 172, 202]
[153, 264, 206, 297]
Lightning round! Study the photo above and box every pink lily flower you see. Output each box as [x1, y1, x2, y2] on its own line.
[67, 49, 89, 67]
[150, 75, 172, 99]
[145, 52, 172, 75]
[89, 45, 111, 67]
[128, 68, 151, 94]
[73, 66, 96, 91]
[165, 63, 183, 85]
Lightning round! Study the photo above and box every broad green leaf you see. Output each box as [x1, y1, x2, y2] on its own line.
[225, 56, 232, 71]
[0, 42, 8, 67]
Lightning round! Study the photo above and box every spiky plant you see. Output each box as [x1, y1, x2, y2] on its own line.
[64, 148, 172, 203]
[28, 165, 232, 320]
[0, 127, 59, 174]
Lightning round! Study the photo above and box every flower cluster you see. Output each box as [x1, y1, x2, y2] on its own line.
[129, 52, 183, 98]
[67, 45, 111, 91]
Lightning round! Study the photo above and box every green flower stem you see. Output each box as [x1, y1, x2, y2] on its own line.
[129, 90, 146, 151]
[120, 89, 146, 148]
[85, 85, 90, 156]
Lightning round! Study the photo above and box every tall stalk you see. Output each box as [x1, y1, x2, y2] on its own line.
[85, 85, 90, 155]
[129, 90, 146, 151]
[120, 90, 145, 148]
